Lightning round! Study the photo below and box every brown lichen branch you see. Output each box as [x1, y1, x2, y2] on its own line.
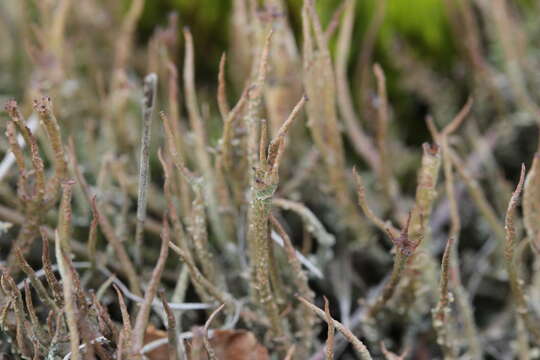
[160, 113, 219, 286]
[217, 53, 230, 121]
[54, 239, 81, 360]
[354, 167, 400, 240]
[131, 216, 170, 357]
[67, 139, 142, 296]
[504, 164, 540, 344]
[427, 98, 482, 359]
[113, 283, 133, 353]
[168, 241, 233, 307]
[302, 0, 368, 238]
[367, 212, 418, 319]
[158, 290, 179, 360]
[409, 143, 441, 249]
[4, 99, 59, 268]
[524, 153, 540, 252]
[431, 237, 457, 359]
[380, 342, 409, 360]
[15, 249, 58, 312]
[203, 303, 225, 360]
[324, 296, 335, 360]
[33, 96, 69, 198]
[373, 63, 399, 205]
[297, 296, 372, 360]
[183, 27, 229, 247]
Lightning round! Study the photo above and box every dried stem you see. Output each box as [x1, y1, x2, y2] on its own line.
[302, 1, 367, 238]
[131, 216, 170, 357]
[271, 215, 315, 355]
[373, 64, 395, 202]
[284, 346, 296, 360]
[259, 0, 301, 137]
[15, 249, 58, 312]
[50, 0, 71, 59]
[247, 94, 306, 338]
[410, 143, 441, 248]
[190, 182, 217, 284]
[217, 53, 230, 122]
[5, 119, 26, 176]
[432, 237, 457, 359]
[504, 164, 540, 344]
[353, 168, 400, 239]
[183, 28, 229, 246]
[356, 0, 387, 122]
[324, 297, 335, 360]
[367, 213, 420, 319]
[33, 96, 68, 186]
[4, 99, 54, 268]
[88, 197, 98, 269]
[273, 197, 335, 247]
[114, 0, 144, 71]
[380, 342, 409, 360]
[298, 296, 372, 360]
[436, 99, 482, 359]
[446, 149, 505, 241]
[169, 241, 233, 307]
[246, 30, 273, 172]
[203, 303, 225, 360]
[113, 284, 133, 352]
[335, 0, 379, 171]
[218, 84, 249, 173]
[134, 73, 158, 266]
[40, 229, 63, 303]
[55, 230, 80, 360]
[159, 290, 179, 360]
[67, 139, 142, 296]
[2, 271, 31, 357]
[524, 153, 540, 252]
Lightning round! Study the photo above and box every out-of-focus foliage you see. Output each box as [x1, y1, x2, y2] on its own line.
[382, 0, 450, 56]
[138, 0, 454, 80]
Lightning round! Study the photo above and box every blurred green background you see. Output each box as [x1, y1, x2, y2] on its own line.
[137, 0, 454, 82]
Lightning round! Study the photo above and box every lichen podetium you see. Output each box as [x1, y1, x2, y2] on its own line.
[248, 172, 282, 336]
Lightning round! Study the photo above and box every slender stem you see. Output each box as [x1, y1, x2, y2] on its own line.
[134, 73, 157, 266]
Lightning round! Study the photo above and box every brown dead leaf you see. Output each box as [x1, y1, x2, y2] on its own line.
[143, 325, 269, 360]
[143, 325, 169, 360]
[187, 329, 269, 360]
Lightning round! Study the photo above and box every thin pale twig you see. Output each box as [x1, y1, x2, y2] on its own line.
[159, 290, 179, 360]
[217, 53, 230, 120]
[168, 241, 233, 306]
[353, 168, 399, 239]
[131, 216, 170, 356]
[334, 0, 379, 171]
[324, 296, 335, 360]
[380, 342, 409, 360]
[15, 248, 59, 312]
[55, 230, 80, 360]
[284, 345, 296, 360]
[203, 303, 225, 360]
[297, 296, 372, 360]
[67, 138, 142, 296]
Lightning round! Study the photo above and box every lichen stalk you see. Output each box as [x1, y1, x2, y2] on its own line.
[134, 73, 157, 266]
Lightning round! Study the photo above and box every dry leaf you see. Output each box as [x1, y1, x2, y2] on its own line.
[187, 329, 269, 360]
[144, 325, 170, 360]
